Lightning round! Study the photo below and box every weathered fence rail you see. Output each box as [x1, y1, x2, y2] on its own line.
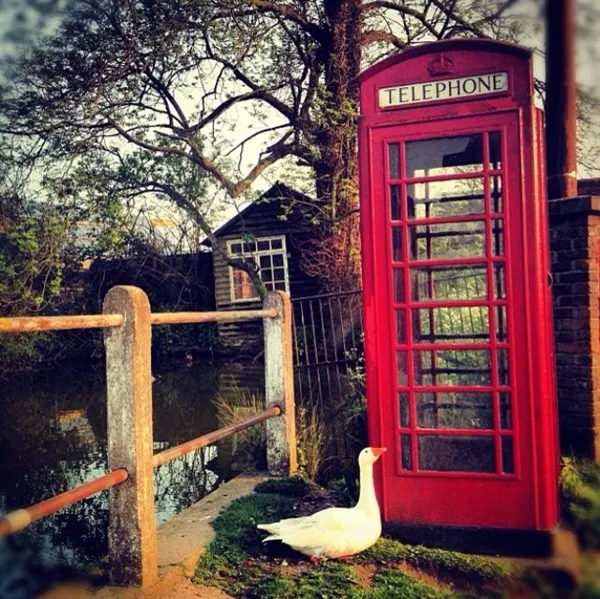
[0, 286, 297, 588]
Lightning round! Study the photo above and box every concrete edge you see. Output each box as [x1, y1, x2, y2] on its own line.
[157, 473, 271, 570]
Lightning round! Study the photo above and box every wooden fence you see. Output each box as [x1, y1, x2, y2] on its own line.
[0, 286, 297, 587]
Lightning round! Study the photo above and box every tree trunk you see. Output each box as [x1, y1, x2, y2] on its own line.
[302, 0, 363, 292]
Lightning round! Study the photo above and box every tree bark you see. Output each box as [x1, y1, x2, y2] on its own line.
[304, 0, 363, 291]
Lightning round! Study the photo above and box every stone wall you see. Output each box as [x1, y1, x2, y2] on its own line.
[549, 195, 600, 459]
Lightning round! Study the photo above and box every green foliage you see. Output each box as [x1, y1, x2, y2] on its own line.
[295, 403, 326, 482]
[213, 386, 267, 470]
[0, 205, 69, 316]
[560, 456, 600, 549]
[255, 476, 310, 497]
[151, 321, 220, 356]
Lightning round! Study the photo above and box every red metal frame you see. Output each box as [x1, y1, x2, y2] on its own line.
[359, 40, 558, 531]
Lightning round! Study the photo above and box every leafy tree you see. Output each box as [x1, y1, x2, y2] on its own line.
[0, 0, 539, 292]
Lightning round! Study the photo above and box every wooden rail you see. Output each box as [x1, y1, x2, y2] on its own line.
[0, 286, 297, 588]
[153, 406, 281, 468]
[0, 313, 124, 333]
[0, 469, 128, 537]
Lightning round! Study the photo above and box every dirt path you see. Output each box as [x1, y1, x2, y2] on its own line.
[41, 565, 234, 599]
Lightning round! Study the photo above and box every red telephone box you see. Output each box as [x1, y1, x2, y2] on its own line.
[359, 39, 559, 549]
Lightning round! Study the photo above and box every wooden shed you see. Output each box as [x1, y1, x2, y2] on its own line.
[208, 183, 322, 350]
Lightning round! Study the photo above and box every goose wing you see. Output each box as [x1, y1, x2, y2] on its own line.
[257, 506, 354, 538]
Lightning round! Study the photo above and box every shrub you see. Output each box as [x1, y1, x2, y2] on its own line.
[560, 456, 600, 549]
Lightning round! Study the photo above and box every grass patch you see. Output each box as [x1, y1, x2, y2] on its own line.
[356, 537, 513, 586]
[193, 483, 521, 598]
[193, 492, 296, 589]
[252, 562, 363, 599]
[560, 456, 600, 549]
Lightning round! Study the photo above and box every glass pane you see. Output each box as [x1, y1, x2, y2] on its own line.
[489, 132, 502, 169]
[389, 143, 400, 179]
[493, 263, 506, 299]
[502, 436, 514, 474]
[496, 306, 508, 342]
[500, 392, 512, 429]
[416, 391, 494, 429]
[409, 221, 486, 260]
[259, 255, 271, 267]
[393, 268, 405, 303]
[414, 306, 489, 344]
[490, 175, 503, 213]
[414, 349, 492, 386]
[274, 281, 286, 291]
[407, 178, 484, 219]
[406, 134, 484, 178]
[392, 228, 403, 261]
[399, 393, 410, 427]
[397, 351, 408, 386]
[271, 238, 283, 249]
[257, 240, 270, 251]
[498, 349, 510, 385]
[412, 265, 487, 301]
[232, 269, 258, 300]
[492, 219, 504, 256]
[401, 434, 413, 470]
[273, 267, 285, 281]
[230, 242, 242, 254]
[418, 435, 496, 472]
[243, 241, 257, 253]
[391, 186, 401, 220]
[396, 310, 406, 344]
[262, 269, 273, 282]
[273, 254, 284, 267]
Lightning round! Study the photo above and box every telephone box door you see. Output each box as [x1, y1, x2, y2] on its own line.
[370, 113, 537, 529]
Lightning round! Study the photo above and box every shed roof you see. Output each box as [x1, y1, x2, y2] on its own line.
[205, 182, 314, 244]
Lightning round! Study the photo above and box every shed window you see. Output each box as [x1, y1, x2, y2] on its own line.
[227, 236, 289, 302]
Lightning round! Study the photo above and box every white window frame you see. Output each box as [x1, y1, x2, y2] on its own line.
[227, 235, 290, 303]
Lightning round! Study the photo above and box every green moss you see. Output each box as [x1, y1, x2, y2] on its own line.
[254, 476, 310, 497]
[368, 568, 452, 599]
[252, 563, 363, 599]
[194, 491, 295, 587]
[560, 456, 600, 549]
[357, 537, 513, 585]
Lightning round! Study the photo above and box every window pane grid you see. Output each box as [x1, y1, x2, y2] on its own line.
[228, 236, 288, 302]
[390, 131, 516, 476]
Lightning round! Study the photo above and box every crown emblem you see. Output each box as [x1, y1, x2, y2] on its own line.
[428, 53, 454, 76]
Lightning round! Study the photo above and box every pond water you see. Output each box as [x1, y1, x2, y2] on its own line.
[0, 358, 264, 597]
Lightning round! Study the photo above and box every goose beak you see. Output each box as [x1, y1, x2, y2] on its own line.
[371, 447, 387, 458]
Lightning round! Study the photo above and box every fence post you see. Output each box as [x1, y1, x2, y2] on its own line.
[263, 291, 297, 475]
[103, 286, 158, 587]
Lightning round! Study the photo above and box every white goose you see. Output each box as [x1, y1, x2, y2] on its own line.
[257, 446, 386, 562]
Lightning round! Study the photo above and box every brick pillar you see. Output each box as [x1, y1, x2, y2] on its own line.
[549, 195, 600, 460]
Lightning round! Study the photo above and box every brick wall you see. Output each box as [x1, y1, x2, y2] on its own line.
[549, 195, 600, 459]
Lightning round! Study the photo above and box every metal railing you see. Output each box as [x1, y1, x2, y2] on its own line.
[0, 286, 297, 588]
[292, 289, 363, 409]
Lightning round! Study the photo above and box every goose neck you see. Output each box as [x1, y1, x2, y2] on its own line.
[356, 461, 378, 512]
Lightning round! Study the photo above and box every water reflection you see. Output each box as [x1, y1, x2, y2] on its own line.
[0, 358, 263, 594]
